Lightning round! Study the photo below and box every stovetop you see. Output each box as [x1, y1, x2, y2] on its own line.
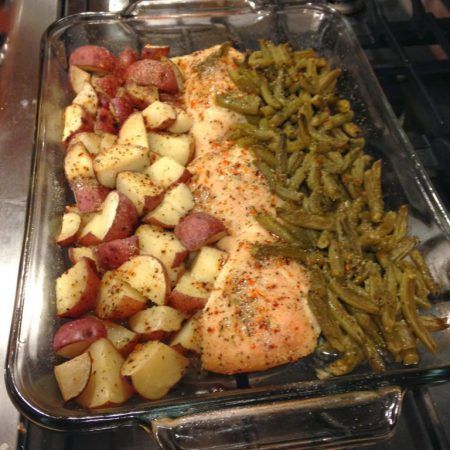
[0, 0, 449, 449]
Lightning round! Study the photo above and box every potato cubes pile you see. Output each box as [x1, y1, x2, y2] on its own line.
[53, 45, 228, 408]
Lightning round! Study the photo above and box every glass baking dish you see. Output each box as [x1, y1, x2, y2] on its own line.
[6, 1, 450, 448]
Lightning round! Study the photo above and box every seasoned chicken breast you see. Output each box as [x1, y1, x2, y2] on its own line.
[178, 45, 320, 374]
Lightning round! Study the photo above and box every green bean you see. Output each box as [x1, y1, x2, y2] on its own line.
[420, 315, 449, 332]
[250, 146, 277, 167]
[343, 122, 362, 137]
[390, 236, 417, 262]
[364, 160, 384, 223]
[328, 240, 344, 278]
[336, 99, 351, 113]
[410, 249, 439, 295]
[361, 338, 386, 372]
[317, 68, 341, 93]
[260, 78, 282, 109]
[323, 111, 354, 130]
[297, 115, 311, 147]
[341, 148, 361, 173]
[287, 152, 303, 175]
[329, 278, 380, 314]
[275, 134, 288, 182]
[252, 243, 325, 266]
[286, 139, 305, 153]
[317, 230, 332, 249]
[216, 93, 261, 115]
[400, 271, 436, 353]
[260, 105, 275, 117]
[311, 110, 331, 127]
[279, 211, 335, 231]
[393, 205, 408, 242]
[289, 165, 307, 191]
[278, 222, 315, 249]
[327, 291, 365, 344]
[350, 309, 385, 348]
[254, 214, 296, 243]
[269, 97, 303, 127]
[227, 67, 260, 94]
[274, 184, 303, 203]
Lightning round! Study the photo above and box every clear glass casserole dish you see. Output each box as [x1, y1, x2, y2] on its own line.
[6, 1, 450, 448]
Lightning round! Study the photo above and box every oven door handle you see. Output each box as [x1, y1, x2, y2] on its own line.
[145, 386, 403, 449]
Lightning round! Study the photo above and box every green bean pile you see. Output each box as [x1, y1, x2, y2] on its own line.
[217, 40, 448, 378]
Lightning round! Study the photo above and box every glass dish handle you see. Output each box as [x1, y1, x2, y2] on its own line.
[147, 386, 403, 449]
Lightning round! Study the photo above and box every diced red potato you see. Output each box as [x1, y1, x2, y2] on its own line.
[71, 178, 111, 213]
[125, 59, 180, 94]
[190, 246, 227, 284]
[125, 82, 159, 110]
[99, 132, 118, 152]
[144, 183, 194, 228]
[147, 132, 194, 166]
[96, 270, 147, 320]
[116, 171, 164, 216]
[54, 352, 92, 402]
[78, 191, 138, 246]
[56, 211, 82, 246]
[92, 74, 122, 99]
[142, 101, 176, 131]
[62, 104, 94, 144]
[94, 106, 116, 134]
[64, 142, 95, 183]
[117, 47, 138, 72]
[167, 109, 194, 134]
[68, 246, 98, 268]
[109, 95, 134, 125]
[116, 255, 169, 306]
[103, 320, 139, 356]
[118, 112, 149, 149]
[69, 45, 117, 75]
[72, 82, 98, 116]
[174, 212, 227, 251]
[121, 341, 188, 400]
[144, 156, 192, 189]
[94, 235, 140, 271]
[93, 144, 151, 188]
[69, 132, 102, 155]
[76, 338, 134, 408]
[69, 65, 91, 94]
[53, 316, 107, 358]
[170, 311, 202, 355]
[135, 224, 188, 269]
[56, 257, 101, 318]
[168, 271, 210, 315]
[141, 44, 170, 61]
[129, 306, 185, 340]
[167, 264, 185, 288]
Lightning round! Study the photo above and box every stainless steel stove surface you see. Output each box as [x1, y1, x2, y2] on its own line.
[0, 0, 449, 449]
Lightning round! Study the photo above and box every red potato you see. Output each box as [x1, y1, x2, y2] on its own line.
[76, 338, 134, 408]
[71, 178, 111, 213]
[56, 258, 101, 318]
[121, 341, 188, 400]
[53, 316, 107, 358]
[62, 104, 94, 144]
[94, 235, 139, 271]
[125, 81, 159, 110]
[174, 212, 227, 251]
[96, 270, 147, 319]
[144, 156, 191, 189]
[135, 224, 188, 269]
[56, 211, 82, 246]
[167, 109, 194, 134]
[70, 45, 117, 75]
[93, 144, 151, 189]
[94, 106, 116, 134]
[168, 271, 210, 315]
[103, 320, 139, 356]
[69, 65, 91, 94]
[100, 132, 118, 152]
[117, 47, 138, 72]
[116, 171, 164, 216]
[170, 311, 202, 355]
[92, 74, 122, 99]
[142, 101, 176, 131]
[147, 132, 194, 166]
[190, 246, 227, 284]
[125, 59, 179, 94]
[54, 352, 92, 402]
[73, 81, 98, 116]
[68, 246, 98, 267]
[129, 306, 185, 341]
[69, 132, 102, 155]
[116, 255, 169, 306]
[141, 44, 170, 61]
[109, 96, 134, 125]
[144, 183, 194, 228]
[78, 191, 138, 246]
[118, 112, 149, 149]
[64, 142, 95, 183]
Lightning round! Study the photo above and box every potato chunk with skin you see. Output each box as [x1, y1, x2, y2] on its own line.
[73, 81, 98, 116]
[144, 156, 192, 189]
[118, 112, 149, 149]
[190, 246, 227, 284]
[142, 101, 176, 131]
[148, 133, 194, 166]
[168, 271, 210, 315]
[121, 341, 188, 400]
[76, 338, 134, 408]
[55, 352, 92, 402]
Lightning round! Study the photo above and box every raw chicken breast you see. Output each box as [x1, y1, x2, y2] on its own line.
[178, 45, 320, 374]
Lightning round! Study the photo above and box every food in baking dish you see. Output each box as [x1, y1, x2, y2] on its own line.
[53, 41, 447, 408]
